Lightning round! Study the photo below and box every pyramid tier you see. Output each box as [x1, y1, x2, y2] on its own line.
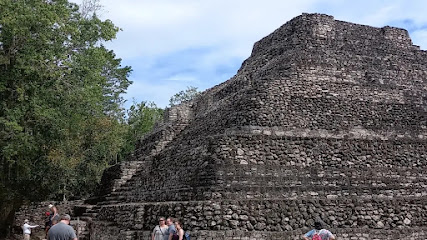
[90, 199, 427, 240]
[104, 134, 426, 203]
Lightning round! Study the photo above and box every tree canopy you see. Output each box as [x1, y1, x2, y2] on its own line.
[0, 0, 132, 202]
[0, 2, 203, 236]
[119, 101, 164, 161]
[169, 86, 200, 106]
[0, 0, 207, 236]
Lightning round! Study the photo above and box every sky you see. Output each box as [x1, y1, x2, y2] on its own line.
[72, 0, 427, 108]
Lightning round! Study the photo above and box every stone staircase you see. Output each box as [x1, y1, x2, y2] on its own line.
[97, 102, 194, 199]
[72, 102, 199, 239]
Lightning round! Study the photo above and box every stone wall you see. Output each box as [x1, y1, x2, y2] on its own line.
[94, 199, 427, 231]
[10, 201, 86, 240]
[89, 199, 427, 240]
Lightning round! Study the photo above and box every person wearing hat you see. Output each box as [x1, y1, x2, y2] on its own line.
[22, 219, 40, 240]
[47, 214, 77, 240]
[303, 221, 335, 240]
[49, 204, 60, 224]
[45, 204, 60, 237]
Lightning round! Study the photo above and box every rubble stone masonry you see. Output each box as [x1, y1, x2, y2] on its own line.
[87, 13, 426, 239]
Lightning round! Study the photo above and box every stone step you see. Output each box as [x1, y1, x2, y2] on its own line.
[92, 196, 427, 211]
[82, 212, 98, 218]
[98, 118, 191, 197]
[73, 204, 95, 216]
[98, 182, 427, 204]
[78, 216, 93, 222]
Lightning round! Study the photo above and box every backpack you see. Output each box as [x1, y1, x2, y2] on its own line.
[312, 231, 321, 240]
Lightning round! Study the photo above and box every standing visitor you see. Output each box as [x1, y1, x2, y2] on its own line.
[49, 204, 60, 225]
[302, 221, 335, 240]
[22, 219, 40, 240]
[173, 220, 185, 240]
[44, 211, 51, 230]
[47, 214, 77, 240]
[45, 204, 60, 237]
[166, 217, 176, 240]
[152, 217, 169, 240]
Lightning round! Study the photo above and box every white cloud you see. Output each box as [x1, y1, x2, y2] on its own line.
[71, 0, 427, 108]
[411, 29, 427, 50]
[98, 0, 319, 60]
[75, 0, 427, 57]
[165, 74, 198, 82]
[125, 79, 180, 108]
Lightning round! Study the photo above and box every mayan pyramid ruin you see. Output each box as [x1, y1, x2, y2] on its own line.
[81, 13, 427, 240]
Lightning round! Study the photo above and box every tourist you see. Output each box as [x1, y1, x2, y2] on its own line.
[45, 204, 60, 236]
[302, 220, 335, 240]
[152, 217, 169, 240]
[49, 204, 60, 225]
[47, 214, 77, 240]
[44, 211, 51, 229]
[173, 220, 185, 240]
[22, 219, 40, 240]
[166, 217, 176, 240]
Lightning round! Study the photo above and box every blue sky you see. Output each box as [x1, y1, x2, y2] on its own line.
[73, 0, 427, 108]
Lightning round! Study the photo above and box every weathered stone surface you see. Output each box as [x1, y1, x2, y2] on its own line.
[87, 13, 426, 239]
[11, 200, 89, 240]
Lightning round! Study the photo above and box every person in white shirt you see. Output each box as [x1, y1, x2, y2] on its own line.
[152, 217, 169, 240]
[22, 219, 39, 240]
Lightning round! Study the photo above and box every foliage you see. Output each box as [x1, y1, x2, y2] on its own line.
[0, 0, 132, 201]
[169, 86, 200, 106]
[0, 0, 192, 208]
[119, 101, 164, 161]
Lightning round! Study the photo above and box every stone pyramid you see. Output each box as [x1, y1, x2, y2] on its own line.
[86, 13, 427, 240]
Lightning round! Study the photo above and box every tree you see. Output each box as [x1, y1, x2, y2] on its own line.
[80, 0, 103, 18]
[0, 0, 132, 203]
[169, 86, 200, 106]
[119, 101, 164, 161]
